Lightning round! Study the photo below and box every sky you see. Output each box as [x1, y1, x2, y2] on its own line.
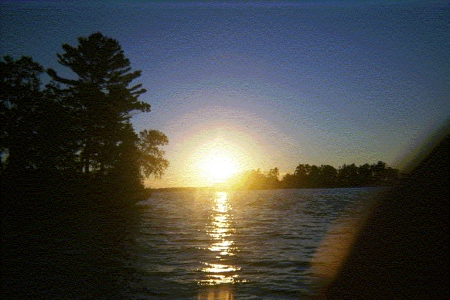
[1, 0, 449, 188]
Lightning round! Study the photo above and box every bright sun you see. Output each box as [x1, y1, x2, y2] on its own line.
[198, 153, 237, 184]
[191, 138, 243, 185]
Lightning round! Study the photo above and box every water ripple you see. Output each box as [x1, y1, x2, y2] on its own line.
[130, 188, 381, 298]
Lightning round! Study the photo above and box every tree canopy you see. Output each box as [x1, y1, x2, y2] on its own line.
[1, 32, 169, 204]
[226, 162, 399, 190]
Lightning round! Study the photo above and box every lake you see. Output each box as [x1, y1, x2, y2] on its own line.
[3, 187, 383, 299]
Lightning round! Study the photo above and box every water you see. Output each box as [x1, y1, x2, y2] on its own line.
[3, 188, 382, 299]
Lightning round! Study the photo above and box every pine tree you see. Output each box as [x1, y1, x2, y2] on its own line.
[48, 32, 151, 175]
[1, 56, 44, 172]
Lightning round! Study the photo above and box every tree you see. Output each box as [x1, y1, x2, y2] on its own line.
[47, 32, 151, 175]
[358, 163, 372, 186]
[1, 34, 169, 204]
[307, 165, 320, 188]
[266, 167, 280, 188]
[281, 173, 298, 189]
[371, 161, 387, 184]
[319, 165, 338, 187]
[1, 56, 43, 172]
[2, 33, 169, 196]
[137, 129, 169, 179]
[294, 164, 311, 188]
[338, 163, 359, 187]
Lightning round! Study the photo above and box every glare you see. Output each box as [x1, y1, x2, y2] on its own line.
[199, 192, 241, 286]
[202, 263, 240, 273]
[209, 240, 235, 256]
[190, 137, 245, 186]
[199, 153, 237, 184]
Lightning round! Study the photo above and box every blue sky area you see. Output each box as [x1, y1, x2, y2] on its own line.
[1, 0, 449, 187]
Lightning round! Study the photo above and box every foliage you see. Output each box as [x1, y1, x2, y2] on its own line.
[1, 56, 44, 171]
[47, 32, 151, 175]
[226, 161, 399, 190]
[227, 167, 281, 190]
[138, 129, 169, 178]
[1, 33, 169, 204]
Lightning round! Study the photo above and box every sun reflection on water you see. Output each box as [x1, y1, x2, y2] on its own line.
[198, 191, 242, 287]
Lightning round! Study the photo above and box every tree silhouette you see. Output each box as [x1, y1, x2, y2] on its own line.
[1, 56, 43, 172]
[1, 33, 169, 203]
[266, 167, 280, 188]
[281, 173, 299, 189]
[137, 129, 169, 179]
[338, 163, 359, 187]
[47, 32, 150, 175]
[294, 164, 311, 188]
[358, 163, 372, 186]
[229, 161, 399, 190]
[318, 165, 338, 187]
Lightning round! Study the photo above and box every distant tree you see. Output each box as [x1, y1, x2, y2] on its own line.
[266, 167, 280, 188]
[294, 164, 311, 188]
[370, 161, 399, 186]
[280, 173, 296, 188]
[267, 167, 279, 180]
[338, 163, 359, 187]
[247, 169, 266, 190]
[233, 161, 399, 190]
[228, 169, 266, 190]
[358, 163, 372, 186]
[383, 167, 400, 185]
[319, 165, 338, 187]
[371, 161, 389, 185]
[307, 165, 320, 188]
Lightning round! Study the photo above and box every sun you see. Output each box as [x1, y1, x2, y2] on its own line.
[191, 138, 245, 186]
[198, 153, 237, 184]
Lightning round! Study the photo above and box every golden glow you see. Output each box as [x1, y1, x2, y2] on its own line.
[198, 152, 237, 184]
[197, 284, 234, 300]
[192, 138, 246, 186]
[145, 106, 302, 188]
[163, 108, 271, 188]
[311, 215, 363, 290]
[198, 192, 241, 286]
[202, 263, 240, 274]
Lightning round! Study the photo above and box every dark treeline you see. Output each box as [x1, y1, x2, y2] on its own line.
[1, 32, 169, 207]
[226, 161, 400, 190]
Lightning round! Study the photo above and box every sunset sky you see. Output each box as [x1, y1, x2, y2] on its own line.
[1, 0, 449, 188]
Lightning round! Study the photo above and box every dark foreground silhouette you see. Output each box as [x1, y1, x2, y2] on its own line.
[315, 132, 449, 299]
[2, 197, 142, 299]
